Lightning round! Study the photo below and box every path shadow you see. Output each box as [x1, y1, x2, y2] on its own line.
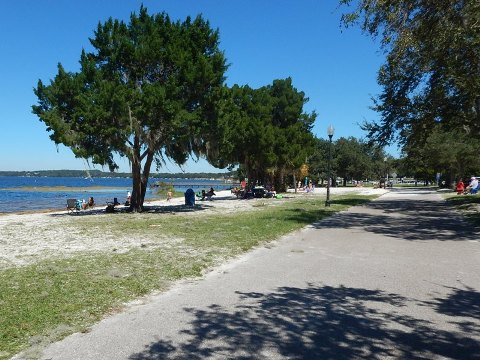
[129, 284, 480, 359]
[306, 189, 480, 241]
[425, 285, 480, 320]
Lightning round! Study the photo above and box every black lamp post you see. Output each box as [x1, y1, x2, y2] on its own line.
[384, 156, 388, 188]
[325, 125, 334, 207]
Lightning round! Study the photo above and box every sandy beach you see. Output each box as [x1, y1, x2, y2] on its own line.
[0, 187, 387, 270]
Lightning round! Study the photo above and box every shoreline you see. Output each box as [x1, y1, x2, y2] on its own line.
[0, 187, 389, 270]
[0, 185, 388, 218]
[0, 187, 388, 217]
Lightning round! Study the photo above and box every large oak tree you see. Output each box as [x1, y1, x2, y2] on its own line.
[341, 0, 480, 146]
[33, 6, 227, 211]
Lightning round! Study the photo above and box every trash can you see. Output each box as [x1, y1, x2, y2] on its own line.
[185, 188, 195, 206]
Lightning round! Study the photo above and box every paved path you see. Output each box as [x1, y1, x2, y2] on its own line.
[34, 188, 480, 359]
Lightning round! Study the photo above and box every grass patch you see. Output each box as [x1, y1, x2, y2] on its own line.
[0, 193, 376, 358]
[444, 193, 480, 225]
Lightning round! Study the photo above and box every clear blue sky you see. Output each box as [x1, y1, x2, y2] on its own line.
[0, 0, 392, 173]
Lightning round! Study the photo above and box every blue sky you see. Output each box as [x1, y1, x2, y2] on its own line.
[0, 0, 391, 173]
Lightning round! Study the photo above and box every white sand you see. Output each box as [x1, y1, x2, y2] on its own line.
[0, 188, 387, 269]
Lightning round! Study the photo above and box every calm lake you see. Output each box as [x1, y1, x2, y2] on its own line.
[0, 176, 234, 213]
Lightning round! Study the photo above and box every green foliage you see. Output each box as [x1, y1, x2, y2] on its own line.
[308, 136, 388, 184]
[152, 181, 174, 197]
[32, 6, 227, 211]
[213, 78, 316, 190]
[341, 0, 480, 147]
[306, 137, 330, 181]
[401, 125, 480, 185]
[334, 137, 376, 185]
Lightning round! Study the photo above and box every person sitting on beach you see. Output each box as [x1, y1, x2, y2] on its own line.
[81, 197, 95, 210]
[205, 187, 215, 200]
[231, 187, 243, 198]
[167, 191, 173, 201]
[265, 185, 276, 198]
[125, 191, 131, 206]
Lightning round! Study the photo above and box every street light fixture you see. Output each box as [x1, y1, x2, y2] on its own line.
[325, 125, 335, 207]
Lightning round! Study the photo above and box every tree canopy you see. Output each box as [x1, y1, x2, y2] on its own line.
[401, 124, 480, 185]
[213, 78, 316, 191]
[341, 0, 480, 146]
[32, 6, 227, 211]
[308, 136, 387, 185]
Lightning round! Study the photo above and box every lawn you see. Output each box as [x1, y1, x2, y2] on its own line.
[444, 192, 480, 225]
[0, 194, 376, 359]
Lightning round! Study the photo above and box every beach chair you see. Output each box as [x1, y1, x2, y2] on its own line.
[66, 198, 80, 213]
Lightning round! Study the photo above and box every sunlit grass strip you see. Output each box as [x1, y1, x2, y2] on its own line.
[0, 194, 376, 359]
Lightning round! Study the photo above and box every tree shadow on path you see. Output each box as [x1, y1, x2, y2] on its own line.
[129, 284, 480, 359]
[423, 284, 480, 320]
[307, 188, 480, 241]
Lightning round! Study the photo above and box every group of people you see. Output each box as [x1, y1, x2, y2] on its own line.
[455, 176, 479, 195]
[297, 180, 315, 192]
[231, 183, 276, 199]
[79, 196, 95, 210]
[198, 187, 216, 201]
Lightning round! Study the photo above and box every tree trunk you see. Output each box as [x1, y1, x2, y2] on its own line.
[275, 167, 286, 192]
[445, 171, 453, 188]
[293, 171, 297, 194]
[131, 160, 143, 212]
[141, 151, 154, 203]
[130, 135, 144, 213]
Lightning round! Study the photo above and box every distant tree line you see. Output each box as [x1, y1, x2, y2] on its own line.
[306, 137, 391, 186]
[0, 170, 236, 180]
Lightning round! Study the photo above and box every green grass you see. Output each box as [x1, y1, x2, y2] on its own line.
[0, 194, 376, 359]
[444, 192, 480, 225]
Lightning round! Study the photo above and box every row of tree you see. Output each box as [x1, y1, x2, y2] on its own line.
[34, 3, 476, 211]
[0, 170, 237, 180]
[307, 137, 391, 187]
[32, 6, 316, 211]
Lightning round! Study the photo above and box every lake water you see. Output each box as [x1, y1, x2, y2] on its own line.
[0, 176, 234, 213]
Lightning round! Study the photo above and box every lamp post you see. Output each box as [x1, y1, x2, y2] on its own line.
[325, 125, 334, 207]
[384, 156, 388, 188]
